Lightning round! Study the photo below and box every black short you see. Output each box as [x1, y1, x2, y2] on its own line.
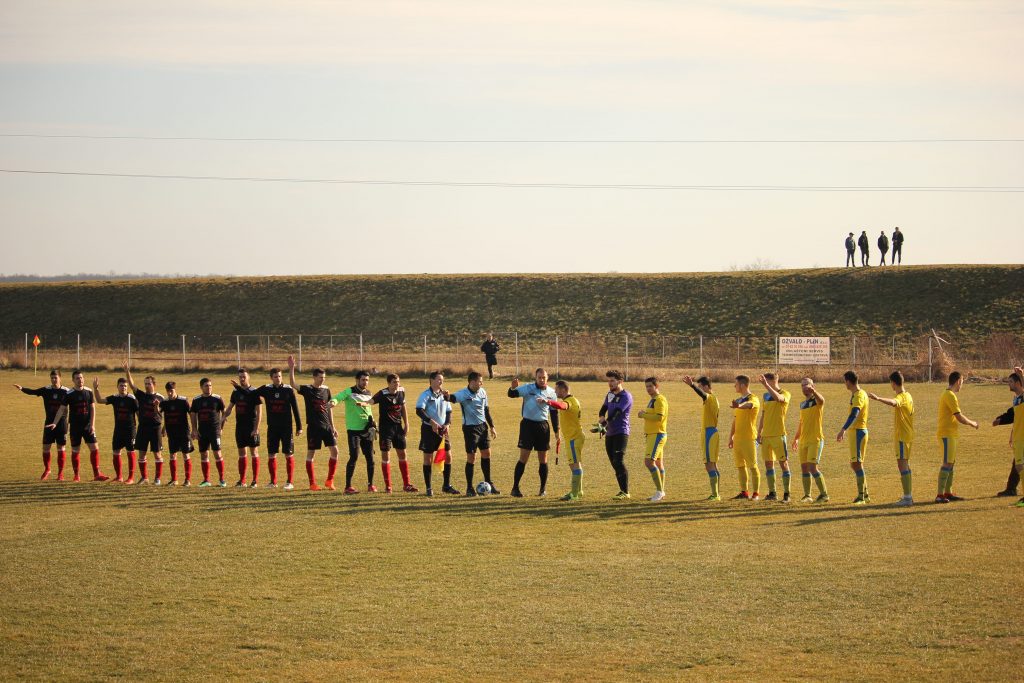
[419, 423, 446, 453]
[42, 426, 67, 446]
[197, 431, 222, 452]
[136, 425, 162, 454]
[348, 429, 374, 458]
[463, 423, 491, 454]
[267, 427, 294, 456]
[306, 426, 337, 451]
[70, 425, 97, 448]
[112, 428, 137, 452]
[379, 425, 407, 451]
[517, 419, 550, 452]
[605, 433, 629, 458]
[235, 427, 260, 449]
[167, 431, 194, 455]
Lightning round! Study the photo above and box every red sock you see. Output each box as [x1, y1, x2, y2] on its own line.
[286, 456, 295, 483]
[399, 460, 411, 486]
[43, 451, 52, 472]
[113, 452, 122, 479]
[326, 457, 338, 482]
[268, 457, 278, 485]
[382, 462, 392, 489]
[251, 456, 259, 484]
[140, 459, 148, 481]
[127, 451, 137, 480]
[169, 458, 178, 482]
[215, 458, 225, 482]
[57, 450, 66, 477]
[201, 460, 210, 482]
[155, 460, 164, 481]
[185, 458, 193, 481]
[305, 459, 316, 486]
[89, 449, 100, 476]
[71, 452, 81, 476]
[238, 456, 247, 483]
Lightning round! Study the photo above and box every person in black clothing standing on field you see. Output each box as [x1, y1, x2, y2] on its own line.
[481, 333, 500, 379]
[891, 227, 904, 265]
[14, 369, 71, 480]
[844, 233, 856, 267]
[857, 230, 870, 266]
[877, 230, 889, 266]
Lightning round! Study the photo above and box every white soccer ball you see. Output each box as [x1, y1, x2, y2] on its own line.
[475, 481, 492, 495]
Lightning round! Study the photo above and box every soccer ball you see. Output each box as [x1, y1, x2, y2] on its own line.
[475, 481, 492, 495]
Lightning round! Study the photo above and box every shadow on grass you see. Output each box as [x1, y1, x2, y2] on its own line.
[0, 479, 1010, 528]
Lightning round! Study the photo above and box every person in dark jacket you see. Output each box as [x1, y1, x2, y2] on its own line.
[877, 230, 890, 266]
[857, 231, 870, 266]
[480, 334, 500, 379]
[994, 366, 1024, 499]
[891, 227, 904, 265]
[845, 233, 856, 267]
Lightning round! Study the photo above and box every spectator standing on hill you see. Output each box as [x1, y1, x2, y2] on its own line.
[481, 334, 500, 379]
[891, 227, 904, 265]
[858, 231, 870, 266]
[878, 230, 890, 266]
[844, 233, 856, 267]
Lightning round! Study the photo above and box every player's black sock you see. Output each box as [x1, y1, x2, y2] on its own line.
[538, 462, 549, 491]
[611, 453, 629, 493]
[513, 461, 526, 489]
[345, 455, 358, 487]
[465, 462, 474, 489]
[422, 464, 432, 490]
[443, 463, 452, 488]
[365, 455, 375, 485]
[481, 457, 492, 483]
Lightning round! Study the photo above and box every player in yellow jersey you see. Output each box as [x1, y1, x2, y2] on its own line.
[757, 372, 792, 503]
[836, 370, 871, 504]
[728, 375, 761, 500]
[792, 378, 829, 503]
[638, 377, 668, 502]
[552, 380, 586, 501]
[934, 371, 979, 503]
[684, 375, 721, 500]
[868, 370, 915, 506]
[992, 368, 1024, 508]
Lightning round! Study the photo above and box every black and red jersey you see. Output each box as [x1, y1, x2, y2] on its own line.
[298, 385, 332, 432]
[134, 390, 164, 427]
[105, 394, 139, 430]
[371, 388, 406, 430]
[22, 386, 71, 428]
[256, 384, 301, 432]
[160, 397, 191, 433]
[190, 394, 225, 433]
[229, 387, 261, 430]
[61, 388, 95, 428]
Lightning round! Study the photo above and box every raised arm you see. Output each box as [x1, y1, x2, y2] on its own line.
[867, 392, 897, 408]
[122, 361, 138, 393]
[93, 379, 108, 404]
[287, 355, 297, 391]
[290, 391, 302, 433]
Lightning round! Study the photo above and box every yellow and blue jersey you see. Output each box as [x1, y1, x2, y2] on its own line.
[642, 394, 669, 435]
[761, 389, 791, 438]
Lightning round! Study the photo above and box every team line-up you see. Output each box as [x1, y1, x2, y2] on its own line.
[13, 356, 1024, 508]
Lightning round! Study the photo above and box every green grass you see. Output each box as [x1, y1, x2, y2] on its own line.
[1, 266, 1022, 347]
[1, 370, 1022, 681]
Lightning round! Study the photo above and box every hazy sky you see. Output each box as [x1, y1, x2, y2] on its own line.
[1, 1, 1022, 276]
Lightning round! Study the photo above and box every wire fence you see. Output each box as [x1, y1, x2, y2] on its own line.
[3, 331, 1021, 383]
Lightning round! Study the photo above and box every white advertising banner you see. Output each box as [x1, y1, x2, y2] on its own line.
[778, 337, 831, 365]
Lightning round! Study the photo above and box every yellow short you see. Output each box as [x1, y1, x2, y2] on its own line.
[733, 439, 757, 468]
[798, 438, 824, 465]
[703, 427, 720, 464]
[565, 435, 585, 466]
[1014, 439, 1024, 467]
[849, 429, 869, 462]
[894, 440, 912, 460]
[939, 437, 958, 465]
[761, 435, 789, 462]
[645, 433, 667, 461]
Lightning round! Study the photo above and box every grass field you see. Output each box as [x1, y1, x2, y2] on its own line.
[1, 369, 1022, 682]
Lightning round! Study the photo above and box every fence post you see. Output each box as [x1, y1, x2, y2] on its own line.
[25, 333, 28, 368]
[625, 334, 629, 381]
[423, 335, 428, 374]
[775, 335, 780, 372]
[928, 337, 933, 382]
[359, 333, 364, 366]
[77, 333, 81, 369]
[181, 335, 186, 373]
[514, 332, 520, 376]
[736, 337, 740, 364]
[128, 333, 132, 367]
[298, 335, 303, 372]
[236, 335, 241, 369]
[699, 335, 704, 374]
[892, 335, 896, 362]
[555, 335, 560, 378]
[852, 336, 857, 368]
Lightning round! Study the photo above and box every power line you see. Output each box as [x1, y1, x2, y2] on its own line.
[1, 133, 1023, 144]
[1, 168, 1022, 192]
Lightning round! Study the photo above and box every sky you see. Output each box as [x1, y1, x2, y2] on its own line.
[1, 0, 1022, 276]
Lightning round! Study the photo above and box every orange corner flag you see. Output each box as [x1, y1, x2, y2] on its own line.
[32, 335, 40, 347]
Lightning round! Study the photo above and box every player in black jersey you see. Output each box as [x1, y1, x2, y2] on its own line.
[366, 374, 417, 492]
[124, 363, 165, 485]
[254, 367, 302, 488]
[189, 378, 227, 487]
[15, 369, 70, 480]
[49, 370, 110, 482]
[94, 377, 139, 484]
[288, 354, 338, 491]
[223, 368, 263, 488]
[160, 381, 194, 486]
